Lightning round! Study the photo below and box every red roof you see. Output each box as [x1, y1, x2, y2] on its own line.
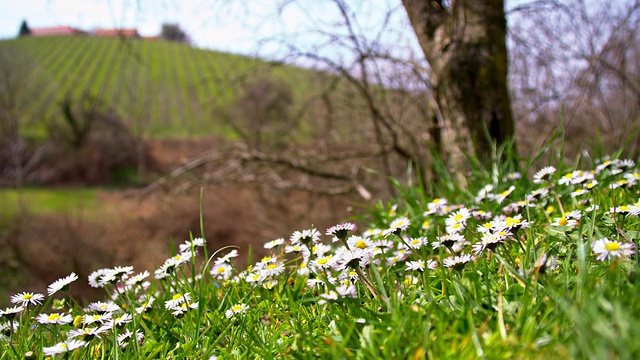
[93, 28, 139, 38]
[30, 26, 82, 36]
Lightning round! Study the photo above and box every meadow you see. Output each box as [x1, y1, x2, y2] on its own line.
[0, 36, 320, 139]
[1, 141, 639, 359]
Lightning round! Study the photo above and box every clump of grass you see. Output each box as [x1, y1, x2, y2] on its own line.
[1, 147, 639, 359]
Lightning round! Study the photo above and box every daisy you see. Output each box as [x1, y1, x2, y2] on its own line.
[225, 303, 248, 318]
[211, 263, 233, 280]
[135, 296, 155, 314]
[88, 268, 110, 288]
[165, 293, 192, 310]
[405, 259, 426, 272]
[334, 248, 369, 271]
[443, 254, 474, 270]
[68, 325, 110, 341]
[336, 284, 358, 298]
[83, 312, 112, 325]
[214, 250, 239, 265]
[109, 313, 133, 328]
[37, 313, 73, 325]
[326, 222, 357, 241]
[87, 301, 120, 313]
[170, 301, 199, 317]
[178, 237, 206, 253]
[406, 237, 428, 249]
[347, 236, 374, 250]
[320, 290, 339, 301]
[260, 262, 286, 279]
[475, 184, 494, 202]
[432, 233, 464, 250]
[490, 186, 515, 204]
[10, 292, 44, 307]
[310, 256, 335, 271]
[382, 217, 411, 237]
[47, 273, 78, 296]
[264, 238, 285, 249]
[290, 228, 321, 245]
[551, 216, 578, 227]
[117, 329, 144, 348]
[472, 231, 509, 255]
[403, 275, 420, 286]
[362, 228, 383, 238]
[43, 340, 87, 356]
[126, 270, 150, 286]
[425, 198, 449, 215]
[1, 305, 24, 320]
[503, 214, 531, 231]
[592, 238, 635, 261]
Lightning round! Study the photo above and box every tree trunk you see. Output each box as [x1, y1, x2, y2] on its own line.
[402, 0, 515, 163]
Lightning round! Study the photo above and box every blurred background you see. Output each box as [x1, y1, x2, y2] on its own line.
[1, 0, 639, 301]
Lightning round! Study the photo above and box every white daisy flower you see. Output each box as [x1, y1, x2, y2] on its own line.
[225, 303, 248, 318]
[36, 313, 73, 325]
[214, 250, 239, 265]
[135, 296, 155, 314]
[43, 340, 87, 356]
[260, 262, 286, 279]
[126, 271, 150, 286]
[326, 222, 357, 240]
[83, 312, 112, 325]
[211, 263, 233, 280]
[290, 228, 321, 245]
[592, 238, 635, 261]
[383, 217, 411, 237]
[10, 292, 44, 307]
[347, 236, 374, 250]
[1, 305, 24, 319]
[88, 268, 110, 288]
[406, 259, 426, 272]
[117, 329, 144, 348]
[264, 238, 285, 249]
[47, 273, 78, 296]
[87, 301, 120, 313]
[443, 254, 474, 270]
[178, 237, 206, 253]
[165, 293, 191, 310]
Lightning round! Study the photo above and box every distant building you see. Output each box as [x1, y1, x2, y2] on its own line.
[93, 28, 140, 38]
[29, 26, 84, 36]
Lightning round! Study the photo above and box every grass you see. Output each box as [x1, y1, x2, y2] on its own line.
[1, 142, 639, 359]
[0, 188, 100, 219]
[0, 36, 327, 140]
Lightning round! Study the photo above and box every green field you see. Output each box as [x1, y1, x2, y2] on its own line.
[0, 188, 100, 218]
[0, 36, 321, 139]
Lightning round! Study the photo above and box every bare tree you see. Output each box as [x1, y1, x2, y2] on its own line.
[508, 0, 640, 155]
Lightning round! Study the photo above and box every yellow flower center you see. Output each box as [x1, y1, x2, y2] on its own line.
[559, 217, 568, 226]
[605, 242, 620, 252]
[232, 305, 243, 312]
[217, 267, 226, 274]
[453, 214, 464, 222]
[172, 294, 183, 301]
[48, 314, 62, 321]
[317, 258, 328, 265]
[505, 217, 520, 227]
[24, 294, 33, 300]
[266, 264, 277, 270]
[355, 240, 367, 249]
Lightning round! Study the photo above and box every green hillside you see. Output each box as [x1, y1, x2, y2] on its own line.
[0, 36, 319, 138]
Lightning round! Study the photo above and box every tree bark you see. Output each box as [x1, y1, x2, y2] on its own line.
[402, 0, 515, 163]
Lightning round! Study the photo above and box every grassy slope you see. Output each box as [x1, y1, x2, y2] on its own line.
[0, 36, 319, 139]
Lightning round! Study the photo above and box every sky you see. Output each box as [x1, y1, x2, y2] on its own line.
[0, 0, 313, 56]
[0, 0, 546, 60]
